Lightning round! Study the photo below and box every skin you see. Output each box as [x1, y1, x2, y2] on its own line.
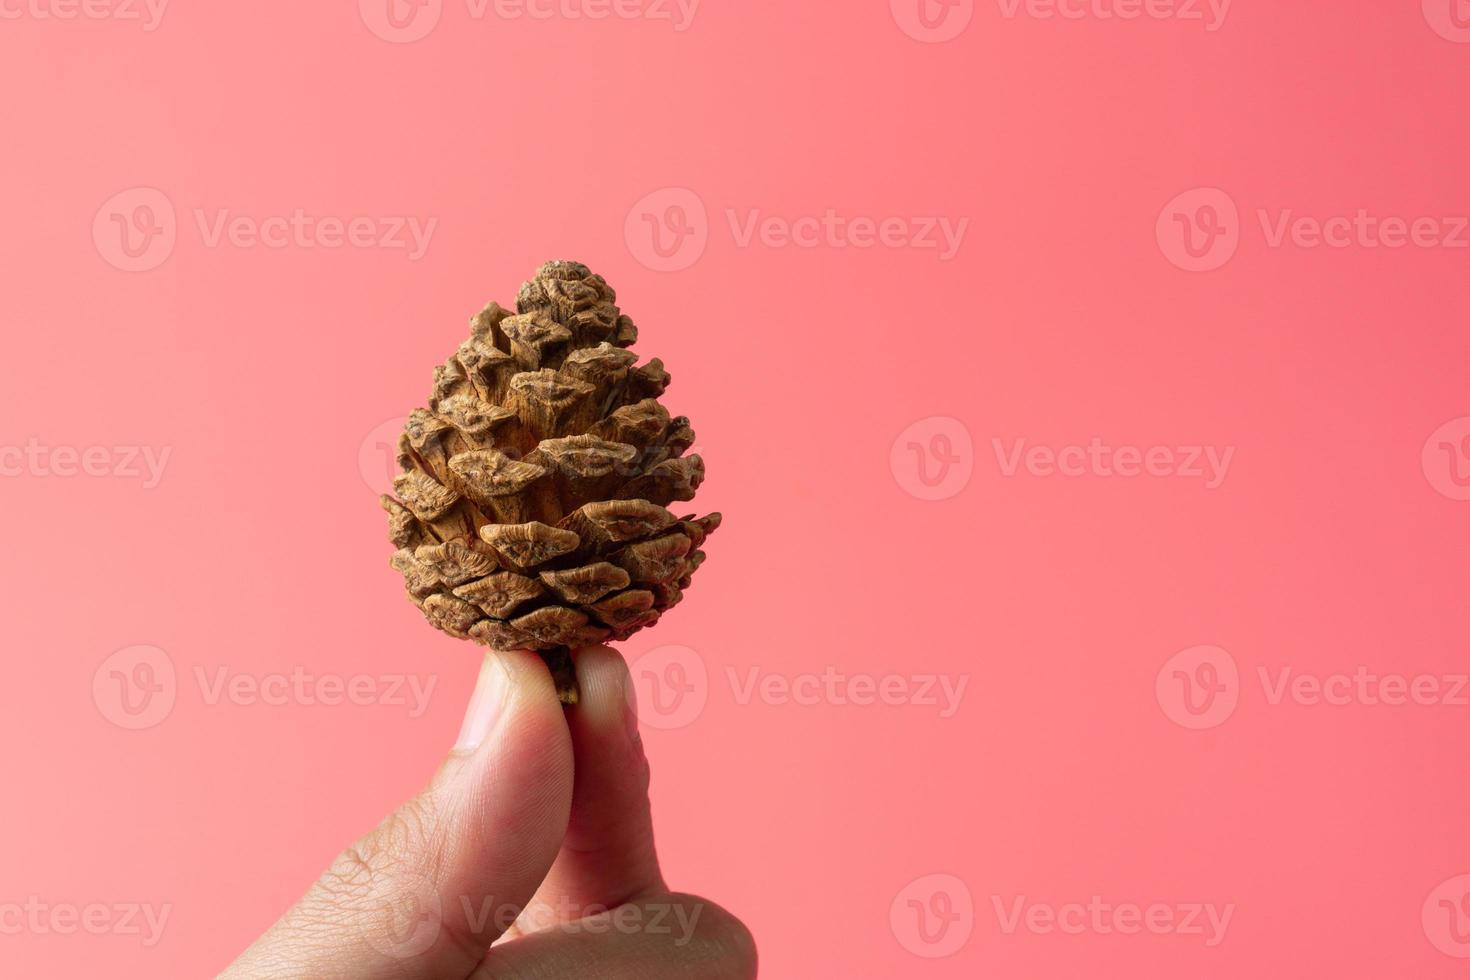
[221, 646, 757, 979]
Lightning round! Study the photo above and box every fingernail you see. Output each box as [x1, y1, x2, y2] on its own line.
[453, 653, 510, 754]
[622, 665, 641, 742]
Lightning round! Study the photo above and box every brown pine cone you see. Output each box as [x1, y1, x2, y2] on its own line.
[380, 261, 719, 704]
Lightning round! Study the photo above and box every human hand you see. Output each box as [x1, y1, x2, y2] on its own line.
[221, 647, 756, 979]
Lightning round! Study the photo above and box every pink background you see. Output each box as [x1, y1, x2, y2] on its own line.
[2, 1, 1470, 977]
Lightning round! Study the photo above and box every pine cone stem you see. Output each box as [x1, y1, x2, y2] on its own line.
[539, 647, 579, 705]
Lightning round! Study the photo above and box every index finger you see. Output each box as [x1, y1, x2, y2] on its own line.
[515, 645, 666, 929]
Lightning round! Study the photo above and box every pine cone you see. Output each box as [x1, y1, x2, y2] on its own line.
[381, 261, 720, 704]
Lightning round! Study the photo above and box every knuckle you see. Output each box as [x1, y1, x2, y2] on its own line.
[315, 792, 443, 907]
[320, 843, 377, 900]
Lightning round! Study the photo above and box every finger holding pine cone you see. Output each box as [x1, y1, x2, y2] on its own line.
[380, 261, 720, 704]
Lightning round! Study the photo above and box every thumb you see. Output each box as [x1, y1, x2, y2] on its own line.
[221, 650, 574, 980]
